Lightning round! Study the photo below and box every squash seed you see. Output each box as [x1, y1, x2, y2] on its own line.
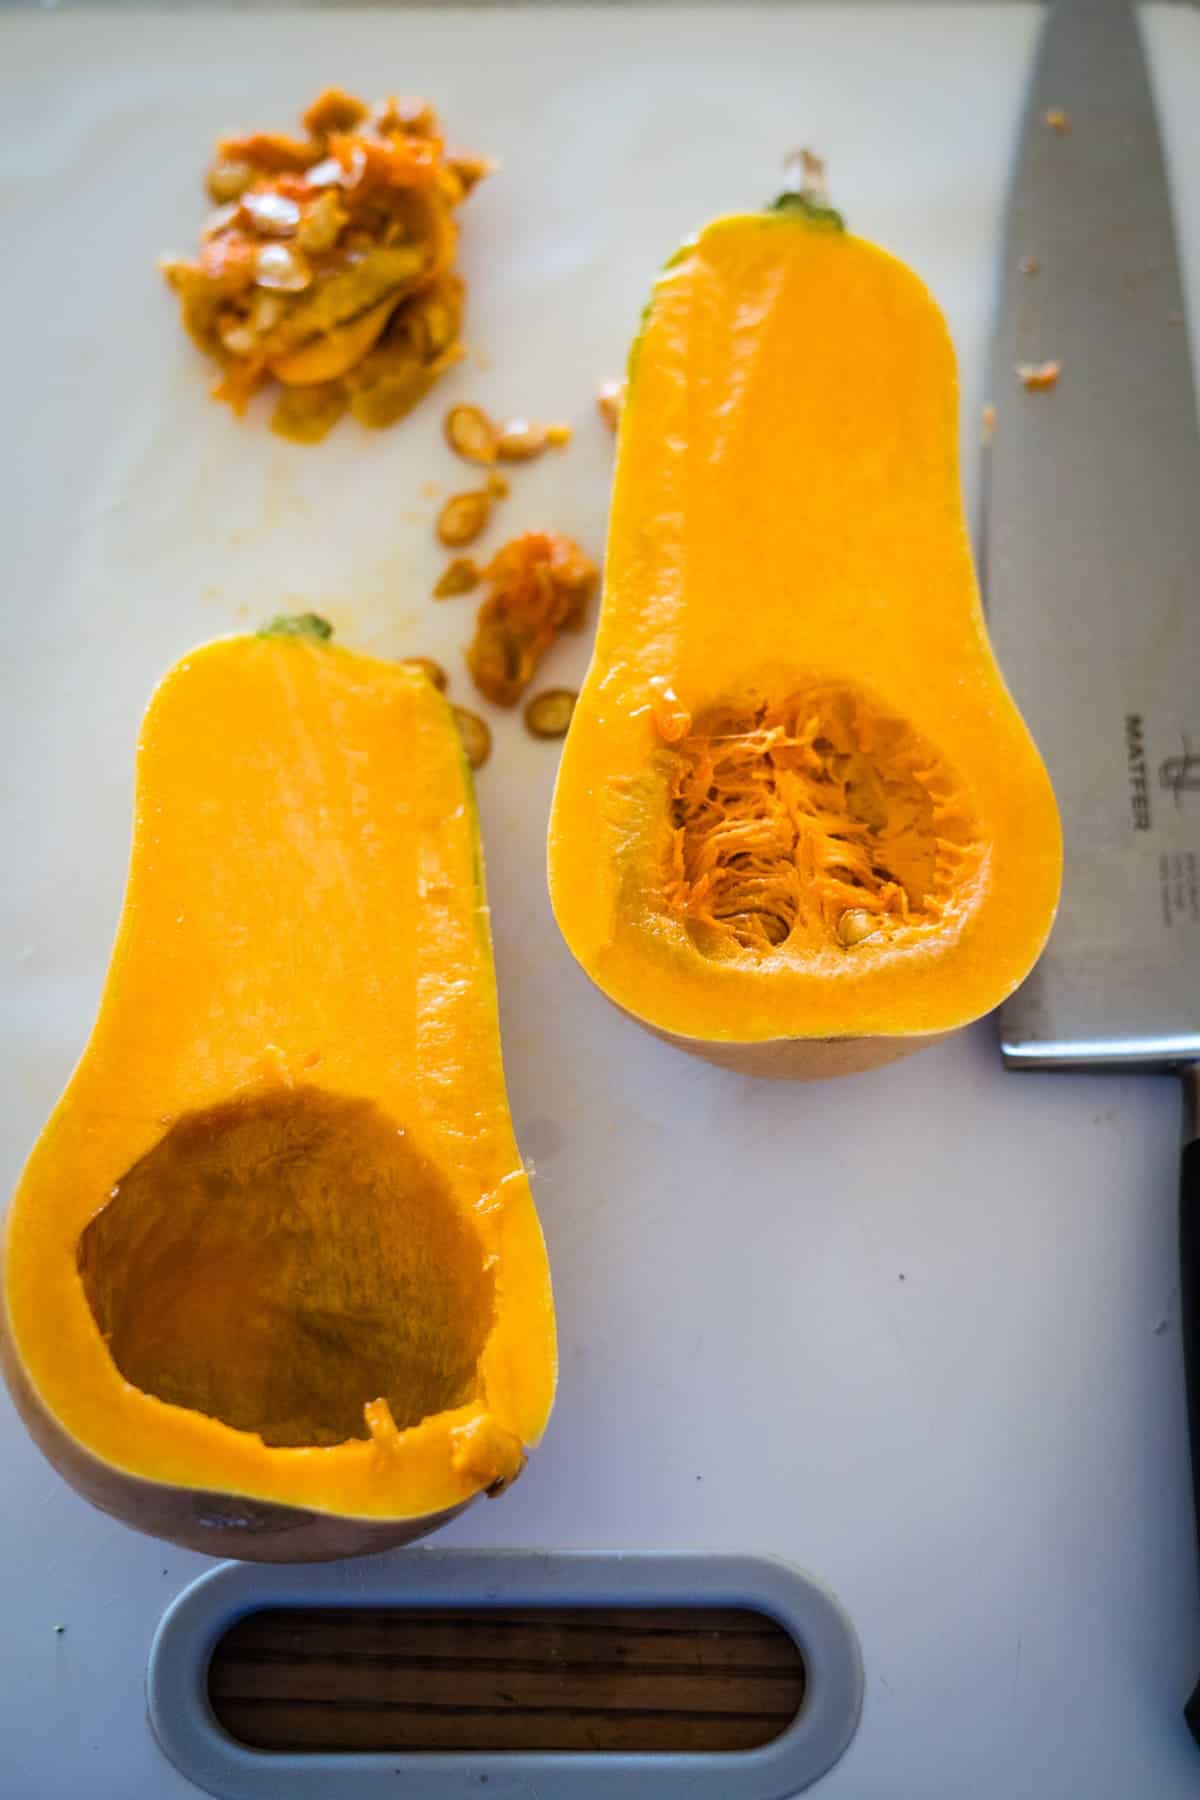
[596, 378, 624, 429]
[1015, 359, 1061, 392]
[241, 191, 302, 237]
[452, 705, 492, 770]
[434, 556, 481, 598]
[219, 319, 258, 357]
[207, 159, 253, 204]
[437, 489, 491, 547]
[203, 202, 241, 240]
[496, 418, 548, 461]
[399, 656, 448, 692]
[837, 909, 878, 948]
[524, 688, 577, 739]
[254, 241, 312, 292]
[296, 189, 349, 255]
[444, 403, 498, 464]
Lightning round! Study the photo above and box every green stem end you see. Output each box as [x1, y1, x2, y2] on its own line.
[767, 190, 845, 231]
[257, 613, 335, 643]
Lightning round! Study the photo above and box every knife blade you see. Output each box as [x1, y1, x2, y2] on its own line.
[984, 0, 1200, 1735]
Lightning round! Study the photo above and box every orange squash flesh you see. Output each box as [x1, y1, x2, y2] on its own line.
[548, 209, 1061, 1075]
[1, 634, 556, 1559]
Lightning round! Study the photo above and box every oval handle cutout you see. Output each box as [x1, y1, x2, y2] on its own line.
[209, 1602, 805, 1754]
[149, 1550, 862, 1797]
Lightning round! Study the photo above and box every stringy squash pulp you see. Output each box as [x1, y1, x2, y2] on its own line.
[548, 205, 1061, 1075]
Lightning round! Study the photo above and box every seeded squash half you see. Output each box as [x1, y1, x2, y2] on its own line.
[1, 625, 556, 1560]
[549, 196, 1061, 1077]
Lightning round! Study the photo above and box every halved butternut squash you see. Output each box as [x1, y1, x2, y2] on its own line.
[2, 623, 556, 1559]
[548, 198, 1061, 1076]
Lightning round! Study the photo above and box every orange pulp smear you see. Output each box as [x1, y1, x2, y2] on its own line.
[467, 533, 598, 706]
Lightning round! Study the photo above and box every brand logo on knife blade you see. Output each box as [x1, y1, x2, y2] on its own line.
[1161, 735, 1200, 806]
[1126, 714, 1152, 830]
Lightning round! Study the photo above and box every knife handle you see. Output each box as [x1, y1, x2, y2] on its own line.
[1179, 1070, 1200, 1744]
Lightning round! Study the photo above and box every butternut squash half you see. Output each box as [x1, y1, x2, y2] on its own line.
[2, 624, 556, 1559]
[549, 199, 1061, 1077]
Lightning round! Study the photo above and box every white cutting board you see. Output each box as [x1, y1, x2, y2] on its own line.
[3, 6, 1200, 1796]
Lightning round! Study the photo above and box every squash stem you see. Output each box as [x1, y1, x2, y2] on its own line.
[257, 612, 335, 642]
[769, 148, 845, 230]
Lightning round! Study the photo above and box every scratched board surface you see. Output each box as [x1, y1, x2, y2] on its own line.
[2, 7, 1200, 1797]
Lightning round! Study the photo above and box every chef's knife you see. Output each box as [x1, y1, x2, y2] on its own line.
[985, 0, 1200, 1732]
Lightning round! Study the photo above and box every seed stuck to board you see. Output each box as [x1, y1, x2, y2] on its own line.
[494, 418, 572, 462]
[444, 404, 498, 464]
[443, 404, 572, 467]
[434, 557, 481, 598]
[496, 419, 548, 461]
[524, 688, 578, 739]
[399, 656, 448, 692]
[1015, 360, 1062, 392]
[437, 489, 492, 547]
[597, 378, 624, 429]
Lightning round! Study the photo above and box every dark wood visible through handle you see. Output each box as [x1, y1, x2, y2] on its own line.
[208, 1604, 806, 1755]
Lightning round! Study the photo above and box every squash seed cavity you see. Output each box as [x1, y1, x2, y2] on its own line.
[663, 683, 983, 960]
[77, 1088, 495, 1449]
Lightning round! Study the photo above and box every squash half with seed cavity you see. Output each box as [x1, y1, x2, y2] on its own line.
[548, 196, 1061, 1077]
[1, 625, 556, 1558]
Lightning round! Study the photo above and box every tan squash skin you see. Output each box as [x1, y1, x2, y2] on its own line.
[2, 634, 556, 1560]
[640, 1023, 948, 1082]
[549, 207, 1061, 1075]
[0, 1312, 470, 1561]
